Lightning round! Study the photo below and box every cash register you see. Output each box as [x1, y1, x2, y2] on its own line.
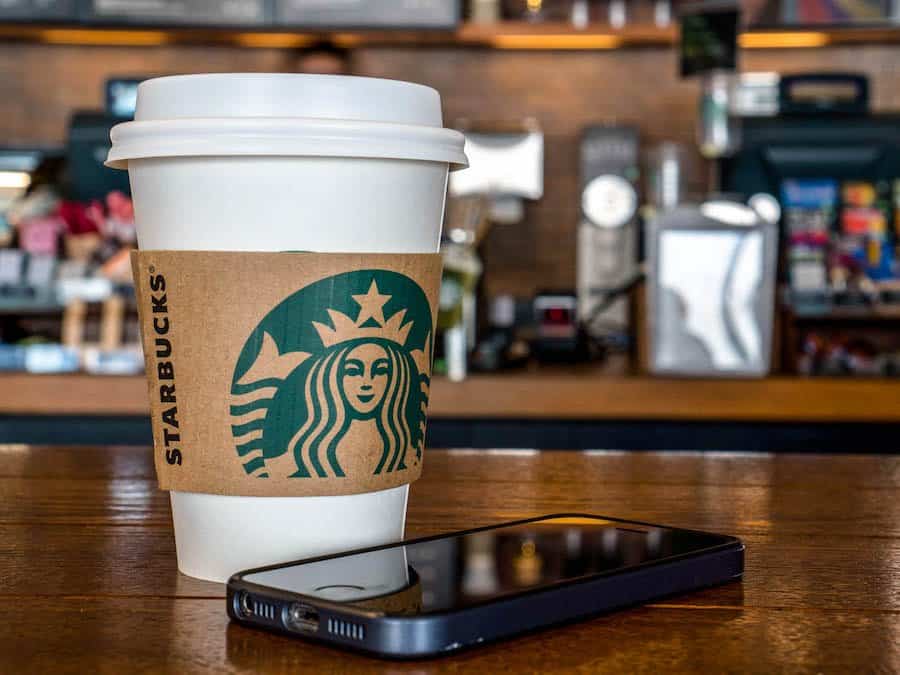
[720, 73, 900, 310]
[66, 78, 140, 202]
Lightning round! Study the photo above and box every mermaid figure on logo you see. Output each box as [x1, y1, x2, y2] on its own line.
[229, 274, 432, 479]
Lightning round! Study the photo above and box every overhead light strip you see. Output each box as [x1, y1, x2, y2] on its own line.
[490, 34, 622, 50]
[739, 31, 829, 49]
[40, 28, 169, 46]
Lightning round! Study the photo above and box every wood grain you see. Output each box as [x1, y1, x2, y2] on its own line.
[1, 445, 899, 672]
[2, 598, 898, 675]
[2, 372, 900, 422]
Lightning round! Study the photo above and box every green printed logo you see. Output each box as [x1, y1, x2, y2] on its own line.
[229, 270, 432, 479]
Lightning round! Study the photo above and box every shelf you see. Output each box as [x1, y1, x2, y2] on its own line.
[2, 21, 900, 50]
[0, 298, 64, 316]
[0, 21, 673, 49]
[2, 371, 899, 422]
[791, 305, 900, 321]
[738, 25, 900, 48]
[454, 21, 675, 49]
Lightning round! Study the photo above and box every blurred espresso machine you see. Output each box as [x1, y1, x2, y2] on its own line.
[576, 126, 641, 345]
[446, 120, 544, 380]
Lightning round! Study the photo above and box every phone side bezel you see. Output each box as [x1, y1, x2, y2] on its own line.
[227, 513, 744, 657]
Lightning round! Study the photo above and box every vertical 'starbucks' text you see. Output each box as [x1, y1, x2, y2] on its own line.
[149, 273, 182, 466]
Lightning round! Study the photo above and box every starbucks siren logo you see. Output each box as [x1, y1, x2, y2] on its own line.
[229, 270, 432, 479]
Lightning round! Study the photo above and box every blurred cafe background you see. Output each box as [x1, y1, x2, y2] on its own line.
[1, 0, 900, 452]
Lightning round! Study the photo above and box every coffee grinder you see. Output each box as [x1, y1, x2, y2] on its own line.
[576, 126, 641, 347]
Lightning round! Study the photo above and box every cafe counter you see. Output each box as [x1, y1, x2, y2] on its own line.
[2, 370, 899, 421]
[2, 370, 899, 451]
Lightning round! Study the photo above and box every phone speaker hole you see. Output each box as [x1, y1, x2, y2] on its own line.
[327, 617, 365, 641]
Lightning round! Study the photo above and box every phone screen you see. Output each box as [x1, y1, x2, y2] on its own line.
[241, 516, 730, 616]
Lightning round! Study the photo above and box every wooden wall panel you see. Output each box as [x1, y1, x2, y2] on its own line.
[2, 41, 900, 298]
[0, 44, 298, 143]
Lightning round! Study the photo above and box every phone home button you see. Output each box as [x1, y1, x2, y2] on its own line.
[314, 584, 368, 600]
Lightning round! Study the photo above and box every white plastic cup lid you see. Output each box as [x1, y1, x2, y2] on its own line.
[106, 73, 467, 170]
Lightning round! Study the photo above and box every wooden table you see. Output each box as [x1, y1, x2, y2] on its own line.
[3, 446, 899, 673]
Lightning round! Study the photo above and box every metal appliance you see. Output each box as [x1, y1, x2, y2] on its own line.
[576, 126, 640, 341]
[646, 201, 778, 377]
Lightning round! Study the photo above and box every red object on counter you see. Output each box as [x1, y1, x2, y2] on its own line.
[57, 200, 104, 235]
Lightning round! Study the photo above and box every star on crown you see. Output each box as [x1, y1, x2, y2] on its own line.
[312, 280, 413, 349]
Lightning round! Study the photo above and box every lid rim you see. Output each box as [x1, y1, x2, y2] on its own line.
[107, 117, 467, 170]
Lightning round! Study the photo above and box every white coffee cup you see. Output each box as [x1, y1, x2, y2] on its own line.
[107, 73, 467, 583]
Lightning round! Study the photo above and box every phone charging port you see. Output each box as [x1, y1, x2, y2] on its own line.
[285, 603, 319, 633]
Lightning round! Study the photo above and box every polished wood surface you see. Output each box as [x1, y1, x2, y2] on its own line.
[3, 371, 900, 422]
[2, 445, 899, 672]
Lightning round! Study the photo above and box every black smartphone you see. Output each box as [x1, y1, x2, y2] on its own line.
[227, 514, 743, 658]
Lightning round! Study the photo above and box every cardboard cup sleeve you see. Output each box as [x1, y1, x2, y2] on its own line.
[131, 250, 442, 497]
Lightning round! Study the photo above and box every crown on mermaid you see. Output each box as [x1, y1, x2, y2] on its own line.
[313, 280, 412, 348]
[235, 279, 431, 388]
